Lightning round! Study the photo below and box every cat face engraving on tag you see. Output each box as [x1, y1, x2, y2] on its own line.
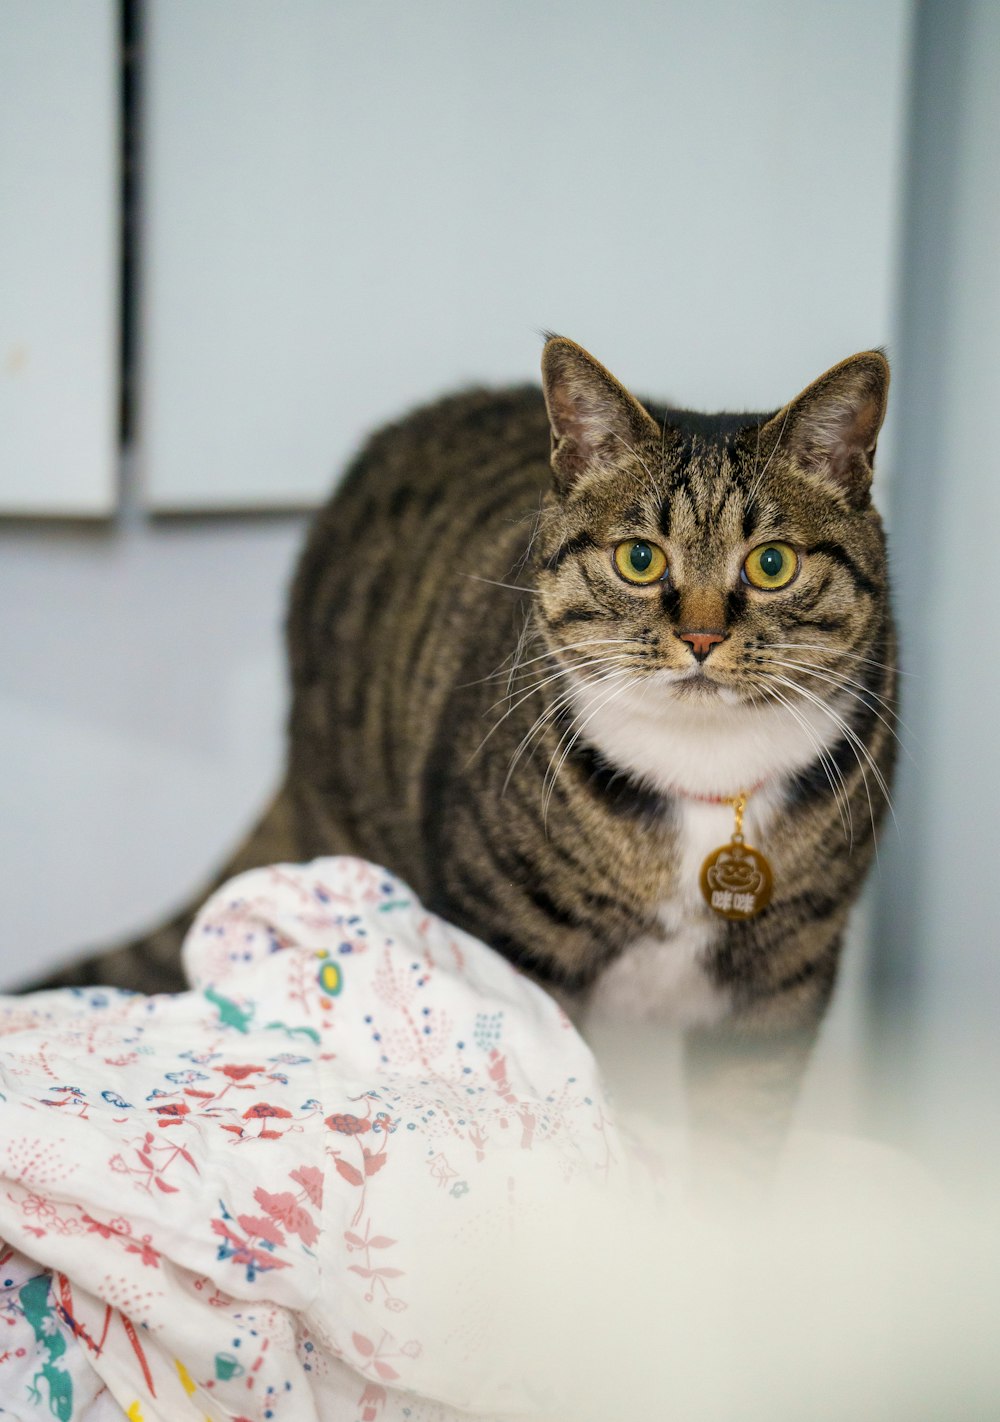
[700, 841, 773, 920]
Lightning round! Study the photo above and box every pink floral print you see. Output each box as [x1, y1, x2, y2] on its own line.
[0, 857, 626, 1421]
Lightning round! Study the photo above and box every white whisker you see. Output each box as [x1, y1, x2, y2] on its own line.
[746, 405, 790, 506]
[467, 658, 616, 764]
[505, 664, 633, 797]
[541, 671, 635, 827]
[757, 654, 914, 760]
[764, 671, 895, 852]
[461, 637, 639, 692]
[461, 573, 538, 595]
[757, 681, 853, 844]
[763, 641, 913, 678]
[485, 653, 635, 716]
[589, 419, 663, 502]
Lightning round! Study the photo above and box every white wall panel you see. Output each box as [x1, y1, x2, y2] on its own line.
[141, 0, 910, 510]
[0, 1, 119, 516]
[0, 511, 303, 983]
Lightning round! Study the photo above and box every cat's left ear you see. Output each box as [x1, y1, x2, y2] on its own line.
[760, 351, 890, 507]
[541, 336, 661, 496]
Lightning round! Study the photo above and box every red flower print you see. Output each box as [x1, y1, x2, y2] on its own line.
[22, 1194, 56, 1220]
[240, 1101, 294, 1139]
[125, 1234, 161, 1269]
[211, 1218, 292, 1282]
[290, 1164, 324, 1208]
[334, 1157, 364, 1187]
[254, 1187, 319, 1247]
[358, 1383, 386, 1422]
[217, 1064, 266, 1082]
[149, 1101, 190, 1126]
[242, 1102, 292, 1120]
[325, 1113, 370, 1135]
[81, 1213, 115, 1239]
[237, 1214, 286, 1247]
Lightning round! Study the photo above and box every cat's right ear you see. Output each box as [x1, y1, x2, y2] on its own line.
[758, 350, 890, 507]
[541, 337, 660, 496]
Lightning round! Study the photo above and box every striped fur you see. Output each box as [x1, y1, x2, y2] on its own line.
[36, 340, 897, 1121]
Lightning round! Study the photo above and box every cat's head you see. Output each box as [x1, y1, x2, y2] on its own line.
[534, 337, 891, 794]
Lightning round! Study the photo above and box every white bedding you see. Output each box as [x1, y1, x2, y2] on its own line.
[3, 859, 996, 1422]
[0, 858, 633, 1422]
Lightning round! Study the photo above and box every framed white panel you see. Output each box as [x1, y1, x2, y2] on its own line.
[142, 0, 910, 511]
[0, 1, 119, 516]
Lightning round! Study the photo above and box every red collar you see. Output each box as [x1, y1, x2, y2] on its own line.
[671, 778, 769, 805]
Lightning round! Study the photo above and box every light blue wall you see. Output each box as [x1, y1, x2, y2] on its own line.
[0, 497, 304, 975]
[873, 0, 1000, 1164]
[137, 0, 909, 509]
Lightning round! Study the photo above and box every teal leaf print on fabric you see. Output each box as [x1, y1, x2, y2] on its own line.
[264, 1020, 322, 1045]
[204, 987, 254, 1032]
[19, 1274, 72, 1422]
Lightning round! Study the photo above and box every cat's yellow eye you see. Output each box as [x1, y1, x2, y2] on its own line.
[743, 541, 799, 591]
[613, 539, 669, 585]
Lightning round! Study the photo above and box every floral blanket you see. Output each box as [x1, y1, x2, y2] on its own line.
[0, 859, 630, 1422]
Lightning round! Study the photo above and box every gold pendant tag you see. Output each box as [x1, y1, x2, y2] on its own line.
[699, 793, 773, 921]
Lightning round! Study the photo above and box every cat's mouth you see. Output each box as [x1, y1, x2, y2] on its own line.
[673, 670, 719, 694]
[662, 665, 745, 708]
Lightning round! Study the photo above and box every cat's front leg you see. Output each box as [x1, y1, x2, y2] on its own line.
[682, 994, 828, 1206]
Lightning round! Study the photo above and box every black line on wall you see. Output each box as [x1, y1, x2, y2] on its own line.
[119, 0, 142, 451]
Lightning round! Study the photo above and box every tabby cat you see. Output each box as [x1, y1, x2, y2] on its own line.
[40, 337, 896, 1152]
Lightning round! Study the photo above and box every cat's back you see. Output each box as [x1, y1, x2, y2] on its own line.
[290, 383, 549, 636]
[328, 382, 549, 514]
[285, 383, 553, 872]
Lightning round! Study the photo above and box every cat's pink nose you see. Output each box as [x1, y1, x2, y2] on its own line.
[678, 629, 726, 662]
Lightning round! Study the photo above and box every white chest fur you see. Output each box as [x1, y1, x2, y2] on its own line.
[571, 670, 841, 1030]
[584, 791, 780, 1028]
[568, 669, 840, 802]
